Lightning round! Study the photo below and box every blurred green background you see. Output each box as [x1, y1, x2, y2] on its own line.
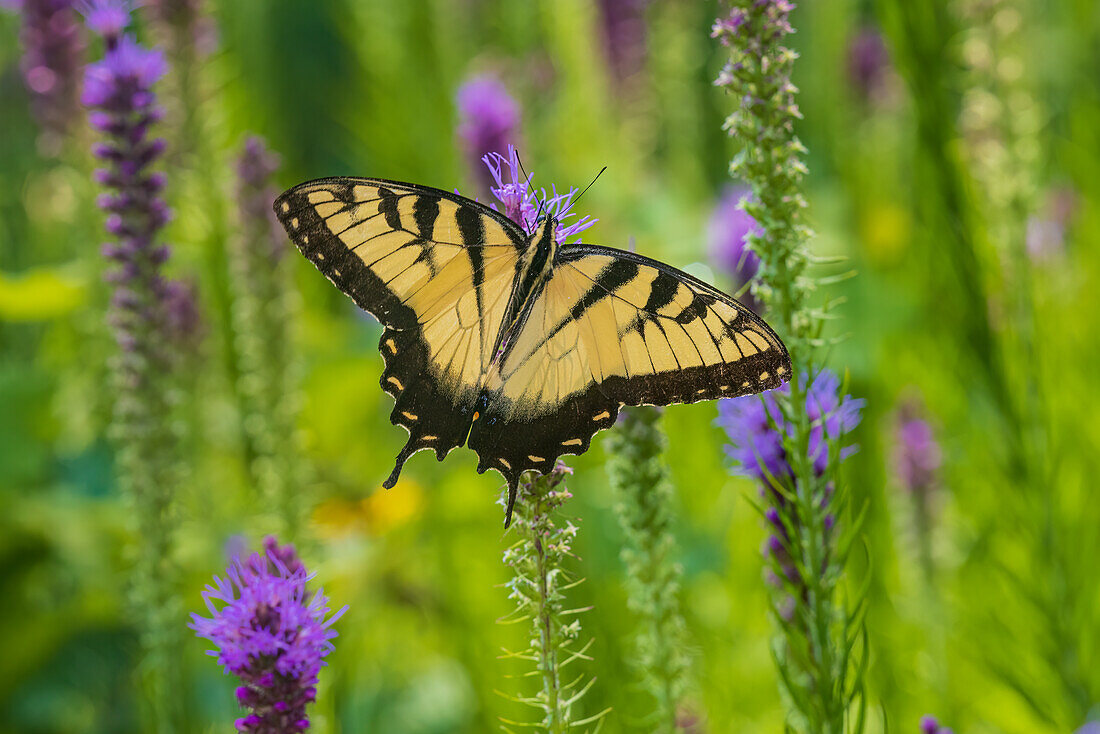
[1, 1, 1098, 732]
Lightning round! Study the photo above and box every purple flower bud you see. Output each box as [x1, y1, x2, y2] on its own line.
[597, 0, 647, 87]
[893, 398, 941, 494]
[15, 0, 85, 151]
[708, 186, 762, 311]
[104, 213, 125, 233]
[847, 26, 891, 102]
[111, 287, 139, 309]
[920, 715, 940, 734]
[162, 278, 203, 348]
[79, 0, 130, 42]
[144, 171, 167, 192]
[92, 142, 117, 159]
[456, 75, 521, 193]
[235, 135, 284, 263]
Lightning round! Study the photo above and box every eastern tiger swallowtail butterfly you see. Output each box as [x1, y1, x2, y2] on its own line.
[274, 177, 791, 524]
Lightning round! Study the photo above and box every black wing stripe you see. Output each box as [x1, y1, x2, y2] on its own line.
[535, 259, 639, 350]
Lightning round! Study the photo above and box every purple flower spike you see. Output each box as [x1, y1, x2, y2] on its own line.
[84, 26, 178, 370]
[718, 369, 863, 591]
[847, 26, 891, 102]
[717, 368, 863, 482]
[235, 136, 283, 263]
[708, 186, 762, 312]
[597, 0, 648, 87]
[482, 145, 597, 243]
[162, 278, 204, 348]
[15, 0, 85, 151]
[82, 35, 167, 108]
[456, 75, 521, 192]
[191, 537, 347, 734]
[893, 399, 941, 494]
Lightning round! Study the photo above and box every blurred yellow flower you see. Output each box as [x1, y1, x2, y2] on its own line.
[860, 202, 910, 267]
[312, 480, 424, 538]
[362, 479, 424, 534]
[0, 267, 86, 321]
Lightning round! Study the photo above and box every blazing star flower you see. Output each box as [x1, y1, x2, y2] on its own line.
[893, 400, 941, 494]
[84, 29, 173, 361]
[712, 1, 795, 87]
[718, 370, 863, 589]
[456, 75, 521, 190]
[162, 277, 203, 349]
[191, 537, 347, 734]
[236, 135, 283, 262]
[707, 186, 762, 312]
[79, 0, 129, 43]
[16, 0, 85, 150]
[482, 145, 597, 243]
[847, 26, 891, 102]
[717, 369, 864, 482]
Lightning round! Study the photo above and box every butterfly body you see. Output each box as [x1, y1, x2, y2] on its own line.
[274, 176, 791, 524]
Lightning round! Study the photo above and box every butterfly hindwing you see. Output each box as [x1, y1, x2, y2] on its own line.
[467, 246, 791, 487]
[274, 178, 527, 486]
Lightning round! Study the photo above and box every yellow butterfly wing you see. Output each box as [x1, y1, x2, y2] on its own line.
[467, 246, 791, 485]
[274, 178, 527, 486]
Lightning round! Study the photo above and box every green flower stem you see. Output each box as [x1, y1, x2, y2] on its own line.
[605, 406, 689, 732]
[231, 140, 305, 539]
[500, 464, 605, 733]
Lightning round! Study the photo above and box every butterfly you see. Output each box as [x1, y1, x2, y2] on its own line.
[274, 176, 791, 525]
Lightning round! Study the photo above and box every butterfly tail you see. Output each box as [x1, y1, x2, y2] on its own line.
[383, 439, 419, 489]
[503, 475, 519, 529]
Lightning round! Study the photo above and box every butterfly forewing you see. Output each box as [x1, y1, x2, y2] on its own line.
[467, 246, 791, 487]
[274, 178, 527, 486]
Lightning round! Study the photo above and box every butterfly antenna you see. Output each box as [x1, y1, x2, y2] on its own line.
[570, 166, 607, 212]
[515, 150, 541, 231]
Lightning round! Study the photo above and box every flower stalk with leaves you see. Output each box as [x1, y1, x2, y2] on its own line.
[714, 3, 868, 732]
[499, 464, 607, 733]
[605, 406, 690, 732]
[82, 2, 189, 729]
[231, 136, 306, 537]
